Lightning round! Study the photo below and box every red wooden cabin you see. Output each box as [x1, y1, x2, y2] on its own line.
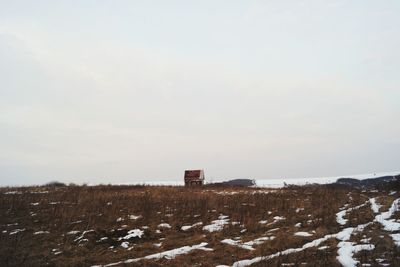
[184, 170, 205, 186]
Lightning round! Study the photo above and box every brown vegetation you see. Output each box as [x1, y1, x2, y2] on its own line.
[0, 184, 399, 266]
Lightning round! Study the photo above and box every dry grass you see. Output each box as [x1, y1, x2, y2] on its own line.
[0, 184, 399, 266]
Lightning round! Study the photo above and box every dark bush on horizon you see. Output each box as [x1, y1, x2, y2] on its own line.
[45, 181, 67, 187]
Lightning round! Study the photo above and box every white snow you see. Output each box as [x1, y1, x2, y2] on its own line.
[119, 241, 129, 248]
[9, 228, 25, 235]
[255, 171, 400, 188]
[294, 232, 313, 237]
[336, 201, 369, 226]
[158, 223, 171, 229]
[390, 233, 400, 246]
[3, 191, 22, 195]
[374, 198, 400, 231]
[129, 215, 142, 220]
[337, 243, 374, 267]
[221, 239, 254, 250]
[229, 215, 374, 267]
[121, 241, 129, 248]
[244, 236, 275, 247]
[70, 220, 83, 225]
[181, 225, 192, 231]
[119, 229, 144, 240]
[203, 215, 229, 232]
[52, 248, 62, 255]
[33, 231, 50, 235]
[215, 191, 239, 195]
[369, 198, 381, 213]
[74, 230, 94, 242]
[85, 171, 400, 188]
[181, 222, 202, 231]
[373, 198, 400, 247]
[97, 242, 213, 266]
[221, 236, 275, 251]
[360, 238, 371, 243]
[30, 191, 49, 194]
[230, 233, 337, 267]
[67, 231, 80, 235]
[336, 210, 348, 225]
[336, 223, 372, 242]
[335, 222, 374, 267]
[266, 216, 285, 226]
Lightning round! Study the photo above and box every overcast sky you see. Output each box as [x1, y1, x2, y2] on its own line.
[1, 1, 399, 186]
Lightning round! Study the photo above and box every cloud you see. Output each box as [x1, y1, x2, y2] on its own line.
[0, 1, 399, 185]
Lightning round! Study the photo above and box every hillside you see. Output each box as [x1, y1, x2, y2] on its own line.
[1, 181, 400, 266]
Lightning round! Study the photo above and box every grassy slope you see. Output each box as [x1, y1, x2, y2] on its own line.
[0, 184, 399, 266]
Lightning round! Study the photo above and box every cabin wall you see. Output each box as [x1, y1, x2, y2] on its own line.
[185, 180, 204, 186]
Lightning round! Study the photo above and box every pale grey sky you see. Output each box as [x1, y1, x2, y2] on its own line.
[0, 1, 399, 186]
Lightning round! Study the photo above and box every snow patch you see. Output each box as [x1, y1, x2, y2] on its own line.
[390, 233, 400, 246]
[369, 198, 381, 213]
[33, 231, 50, 235]
[221, 236, 275, 251]
[119, 229, 144, 240]
[158, 223, 171, 229]
[4, 191, 22, 195]
[129, 215, 142, 220]
[9, 228, 25, 235]
[336, 201, 369, 226]
[294, 232, 313, 237]
[230, 233, 337, 267]
[181, 222, 202, 231]
[67, 231, 80, 235]
[121, 241, 129, 248]
[374, 198, 400, 231]
[337, 243, 374, 267]
[98, 242, 213, 266]
[203, 215, 229, 232]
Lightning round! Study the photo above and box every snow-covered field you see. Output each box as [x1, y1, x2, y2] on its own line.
[1, 182, 400, 266]
[127, 170, 400, 188]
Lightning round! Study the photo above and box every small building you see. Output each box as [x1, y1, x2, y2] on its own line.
[184, 169, 205, 186]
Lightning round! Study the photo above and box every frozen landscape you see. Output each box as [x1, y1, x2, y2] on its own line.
[1, 1, 400, 266]
[131, 171, 400, 188]
[1, 175, 400, 266]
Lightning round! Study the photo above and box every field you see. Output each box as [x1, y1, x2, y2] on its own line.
[1, 183, 400, 267]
